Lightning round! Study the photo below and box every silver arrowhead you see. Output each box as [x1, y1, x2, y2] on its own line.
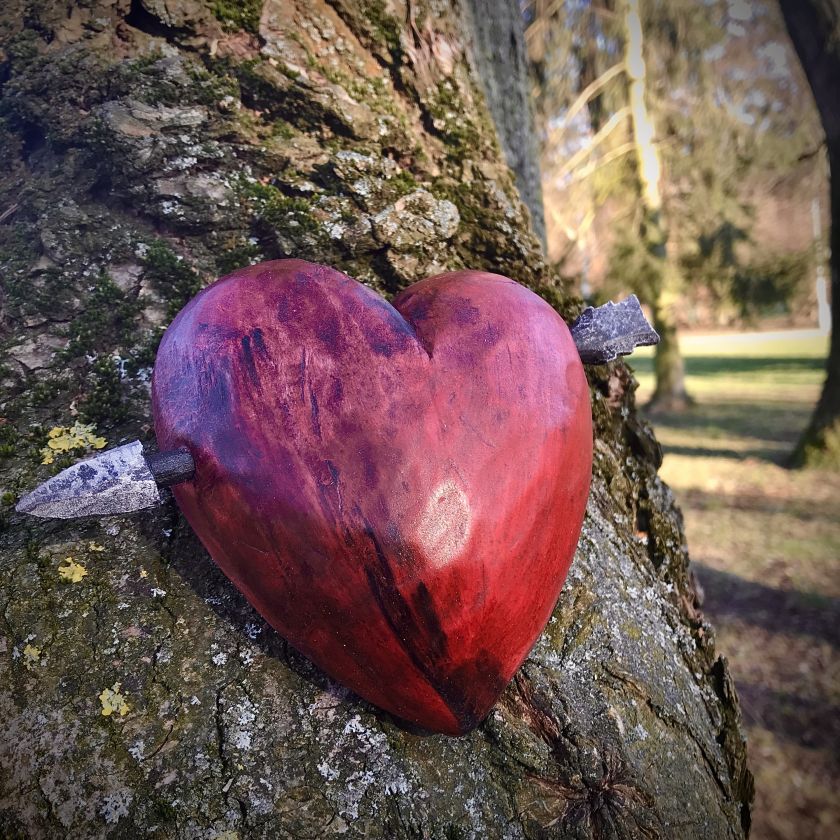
[15, 440, 162, 519]
[570, 294, 659, 364]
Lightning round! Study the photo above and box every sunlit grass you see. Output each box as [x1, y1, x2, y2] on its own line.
[631, 331, 829, 402]
[631, 328, 839, 840]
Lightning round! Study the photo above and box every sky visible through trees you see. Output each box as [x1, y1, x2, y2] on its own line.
[526, 0, 825, 339]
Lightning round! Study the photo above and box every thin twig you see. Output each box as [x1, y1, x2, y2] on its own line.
[562, 62, 626, 128]
[0, 204, 19, 224]
[550, 107, 630, 177]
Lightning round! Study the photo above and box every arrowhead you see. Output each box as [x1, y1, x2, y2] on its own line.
[16, 440, 162, 519]
[570, 295, 660, 365]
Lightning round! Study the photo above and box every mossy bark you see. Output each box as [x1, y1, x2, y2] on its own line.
[0, 1, 750, 837]
[460, 0, 545, 248]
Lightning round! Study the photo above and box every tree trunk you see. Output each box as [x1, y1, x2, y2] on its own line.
[779, 0, 840, 468]
[462, 0, 546, 248]
[0, 1, 750, 837]
[651, 293, 689, 413]
[622, 0, 691, 412]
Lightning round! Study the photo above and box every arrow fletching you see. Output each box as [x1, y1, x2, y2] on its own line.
[570, 294, 659, 365]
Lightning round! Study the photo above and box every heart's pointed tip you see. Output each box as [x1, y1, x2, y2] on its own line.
[399, 714, 484, 738]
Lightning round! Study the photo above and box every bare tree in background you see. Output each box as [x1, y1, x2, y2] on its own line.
[620, 0, 690, 411]
[779, 0, 840, 468]
[527, 0, 692, 411]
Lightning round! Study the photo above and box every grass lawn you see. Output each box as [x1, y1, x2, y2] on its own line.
[630, 331, 839, 840]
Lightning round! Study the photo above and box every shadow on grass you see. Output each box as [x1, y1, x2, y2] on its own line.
[630, 356, 825, 378]
[638, 399, 813, 464]
[694, 564, 840, 647]
[662, 443, 788, 462]
[677, 487, 840, 523]
[736, 682, 840, 754]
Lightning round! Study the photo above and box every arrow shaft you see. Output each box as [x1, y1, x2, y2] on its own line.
[17, 295, 657, 520]
[145, 448, 195, 487]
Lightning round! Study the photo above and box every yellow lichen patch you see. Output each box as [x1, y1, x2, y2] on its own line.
[99, 683, 130, 717]
[88, 541, 106, 552]
[58, 557, 88, 583]
[213, 832, 240, 840]
[22, 643, 41, 669]
[41, 422, 108, 465]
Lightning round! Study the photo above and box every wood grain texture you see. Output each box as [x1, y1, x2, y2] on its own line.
[151, 260, 592, 735]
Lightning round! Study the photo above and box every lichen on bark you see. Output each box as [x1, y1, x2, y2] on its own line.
[0, 1, 751, 837]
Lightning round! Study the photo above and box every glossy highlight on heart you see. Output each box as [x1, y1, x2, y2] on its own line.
[151, 260, 592, 735]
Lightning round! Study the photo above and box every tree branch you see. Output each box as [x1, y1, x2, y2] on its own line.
[566, 141, 635, 184]
[561, 62, 626, 129]
[550, 107, 630, 179]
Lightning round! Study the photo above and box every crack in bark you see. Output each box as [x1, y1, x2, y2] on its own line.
[601, 663, 735, 824]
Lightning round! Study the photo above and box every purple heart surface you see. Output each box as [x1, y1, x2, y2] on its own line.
[151, 259, 592, 735]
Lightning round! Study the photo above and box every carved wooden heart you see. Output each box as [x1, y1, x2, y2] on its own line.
[151, 260, 592, 735]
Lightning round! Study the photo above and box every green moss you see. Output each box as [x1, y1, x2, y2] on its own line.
[0, 226, 56, 320]
[110, 50, 165, 89]
[23, 537, 41, 564]
[210, 0, 263, 35]
[794, 418, 840, 470]
[228, 55, 395, 142]
[80, 356, 128, 426]
[318, 64, 390, 113]
[0, 423, 18, 459]
[238, 180, 319, 233]
[1, 30, 41, 73]
[65, 274, 142, 358]
[387, 170, 418, 197]
[228, 58, 332, 133]
[270, 118, 297, 140]
[533, 282, 580, 321]
[365, 0, 403, 61]
[0, 45, 111, 147]
[127, 329, 165, 373]
[215, 241, 262, 276]
[29, 374, 70, 408]
[141, 240, 204, 320]
[104, 51, 239, 111]
[226, 58, 288, 112]
[425, 81, 481, 158]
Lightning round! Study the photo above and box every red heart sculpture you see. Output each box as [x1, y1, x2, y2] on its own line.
[151, 260, 592, 735]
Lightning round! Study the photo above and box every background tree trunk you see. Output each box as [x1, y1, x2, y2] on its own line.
[779, 0, 840, 468]
[621, 0, 690, 413]
[0, 1, 751, 837]
[462, 0, 546, 248]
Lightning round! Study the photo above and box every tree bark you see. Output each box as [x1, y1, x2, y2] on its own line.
[0, 1, 750, 837]
[462, 0, 546, 248]
[621, 0, 691, 412]
[779, 0, 840, 467]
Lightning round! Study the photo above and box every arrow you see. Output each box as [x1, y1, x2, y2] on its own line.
[569, 294, 659, 364]
[15, 441, 194, 519]
[15, 295, 657, 519]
